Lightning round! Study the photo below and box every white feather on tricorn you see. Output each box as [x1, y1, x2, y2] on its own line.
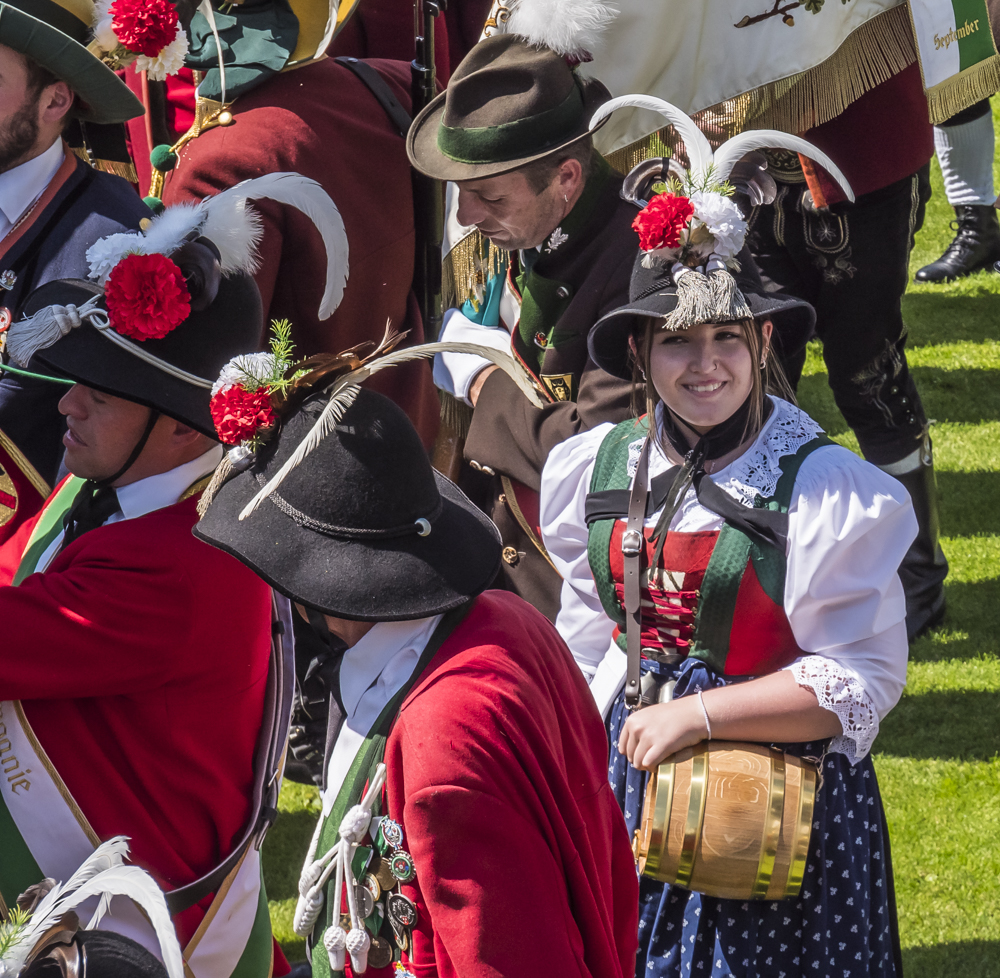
[84, 173, 350, 320]
[500, 0, 619, 59]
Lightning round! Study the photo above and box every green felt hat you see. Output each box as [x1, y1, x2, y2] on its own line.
[0, 0, 143, 124]
[407, 34, 612, 183]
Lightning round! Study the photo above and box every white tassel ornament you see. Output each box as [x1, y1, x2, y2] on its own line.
[323, 924, 347, 971]
[7, 296, 108, 367]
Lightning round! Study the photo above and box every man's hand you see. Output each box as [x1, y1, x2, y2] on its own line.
[468, 365, 499, 407]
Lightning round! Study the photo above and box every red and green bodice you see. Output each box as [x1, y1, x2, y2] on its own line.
[588, 417, 829, 677]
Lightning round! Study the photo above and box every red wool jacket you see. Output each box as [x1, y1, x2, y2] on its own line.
[379, 591, 639, 978]
[0, 493, 273, 946]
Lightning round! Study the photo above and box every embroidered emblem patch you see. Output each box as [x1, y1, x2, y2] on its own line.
[541, 373, 575, 402]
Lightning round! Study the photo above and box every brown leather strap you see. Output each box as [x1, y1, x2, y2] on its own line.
[623, 438, 650, 709]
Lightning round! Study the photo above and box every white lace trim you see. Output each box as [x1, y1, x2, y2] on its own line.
[634, 399, 825, 505]
[787, 656, 880, 764]
[722, 398, 824, 506]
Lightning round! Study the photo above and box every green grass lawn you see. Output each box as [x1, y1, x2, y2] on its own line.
[262, 110, 1000, 973]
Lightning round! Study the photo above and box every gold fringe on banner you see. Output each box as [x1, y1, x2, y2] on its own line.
[924, 55, 1000, 124]
[603, 2, 915, 165]
[95, 159, 139, 184]
[442, 231, 508, 311]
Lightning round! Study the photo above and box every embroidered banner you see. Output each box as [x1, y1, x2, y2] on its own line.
[908, 0, 1000, 121]
[480, 0, 915, 155]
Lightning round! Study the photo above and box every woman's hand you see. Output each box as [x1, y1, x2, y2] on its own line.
[618, 696, 708, 771]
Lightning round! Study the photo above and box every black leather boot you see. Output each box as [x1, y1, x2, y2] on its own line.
[915, 204, 1000, 282]
[882, 440, 948, 640]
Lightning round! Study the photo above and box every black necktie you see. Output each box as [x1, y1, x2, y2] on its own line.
[60, 482, 120, 550]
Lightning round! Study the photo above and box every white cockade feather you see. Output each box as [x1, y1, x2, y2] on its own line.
[588, 97, 855, 203]
[202, 173, 348, 317]
[238, 342, 546, 520]
[86, 173, 348, 321]
[589, 95, 713, 176]
[0, 838, 183, 978]
[502, 0, 618, 58]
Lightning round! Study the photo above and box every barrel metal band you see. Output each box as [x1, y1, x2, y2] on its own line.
[785, 762, 817, 897]
[646, 760, 675, 879]
[750, 749, 785, 899]
[675, 744, 708, 888]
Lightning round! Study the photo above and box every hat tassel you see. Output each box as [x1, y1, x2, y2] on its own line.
[664, 265, 716, 331]
[6, 297, 107, 368]
[708, 265, 752, 323]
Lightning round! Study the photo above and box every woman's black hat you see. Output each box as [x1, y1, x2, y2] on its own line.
[21, 272, 262, 438]
[588, 249, 816, 380]
[195, 388, 502, 621]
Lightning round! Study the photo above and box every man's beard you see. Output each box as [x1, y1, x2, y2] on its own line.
[0, 93, 42, 174]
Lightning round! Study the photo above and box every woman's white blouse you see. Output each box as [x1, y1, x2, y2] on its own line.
[539, 397, 917, 763]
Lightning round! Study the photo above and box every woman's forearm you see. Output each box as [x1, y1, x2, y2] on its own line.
[618, 669, 844, 770]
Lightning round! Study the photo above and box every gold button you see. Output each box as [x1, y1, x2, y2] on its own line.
[502, 546, 519, 566]
[217, 110, 234, 126]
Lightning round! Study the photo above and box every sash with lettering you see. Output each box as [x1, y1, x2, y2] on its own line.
[1, 478, 273, 978]
[0, 429, 48, 549]
[908, 0, 1000, 122]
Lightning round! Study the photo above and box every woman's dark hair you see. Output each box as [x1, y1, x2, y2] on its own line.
[630, 315, 796, 449]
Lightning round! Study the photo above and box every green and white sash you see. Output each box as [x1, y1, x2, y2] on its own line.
[3, 479, 273, 978]
[908, 0, 1000, 122]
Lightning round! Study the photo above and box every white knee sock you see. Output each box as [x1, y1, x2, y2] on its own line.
[934, 110, 996, 206]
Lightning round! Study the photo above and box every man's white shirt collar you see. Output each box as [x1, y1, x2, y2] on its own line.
[322, 613, 443, 815]
[37, 445, 224, 571]
[0, 139, 64, 234]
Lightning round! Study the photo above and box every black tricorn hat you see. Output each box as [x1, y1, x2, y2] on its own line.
[588, 248, 816, 380]
[407, 34, 612, 182]
[21, 271, 262, 438]
[194, 388, 502, 621]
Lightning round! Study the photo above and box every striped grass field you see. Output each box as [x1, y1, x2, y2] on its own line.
[262, 112, 1000, 973]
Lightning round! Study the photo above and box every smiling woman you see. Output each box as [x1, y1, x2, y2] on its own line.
[538, 164, 919, 974]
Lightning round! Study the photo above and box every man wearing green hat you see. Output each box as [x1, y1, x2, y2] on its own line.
[407, 23, 639, 623]
[0, 0, 151, 491]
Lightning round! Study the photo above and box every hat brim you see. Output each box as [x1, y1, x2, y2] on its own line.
[194, 467, 503, 622]
[0, 6, 144, 124]
[588, 288, 817, 380]
[407, 75, 612, 182]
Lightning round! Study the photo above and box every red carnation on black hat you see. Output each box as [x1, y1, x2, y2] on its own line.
[105, 252, 191, 341]
[632, 193, 695, 253]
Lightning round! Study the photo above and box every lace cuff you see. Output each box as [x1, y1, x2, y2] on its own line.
[786, 656, 879, 764]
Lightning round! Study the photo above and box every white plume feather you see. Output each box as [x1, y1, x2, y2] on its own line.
[0, 839, 183, 978]
[137, 203, 207, 260]
[712, 131, 855, 202]
[502, 0, 618, 58]
[237, 341, 545, 520]
[198, 196, 264, 277]
[201, 173, 349, 317]
[589, 96, 713, 176]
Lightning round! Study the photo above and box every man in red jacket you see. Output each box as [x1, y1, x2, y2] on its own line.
[0, 202, 283, 978]
[195, 386, 639, 978]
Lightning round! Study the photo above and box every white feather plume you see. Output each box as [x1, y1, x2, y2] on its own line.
[0, 838, 183, 978]
[237, 341, 545, 520]
[589, 96, 713, 176]
[712, 131, 855, 202]
[197, 196, 264, 277]
[502, 0, 618, 58]
[201, 173, 349, 317]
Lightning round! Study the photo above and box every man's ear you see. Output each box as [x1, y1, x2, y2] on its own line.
[165, 417, 206, 448]
[557, 157, 584, 198]
[39, 80, 75, 126]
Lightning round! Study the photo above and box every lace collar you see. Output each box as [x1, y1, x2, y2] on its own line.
[630, 397, 825, 506]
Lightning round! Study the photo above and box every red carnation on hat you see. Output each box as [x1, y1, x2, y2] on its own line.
[109, 0, 179, 57]
[632, 193, 695, 252]
[105, 252, 191, 341]
[210, 387, 278, 446]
